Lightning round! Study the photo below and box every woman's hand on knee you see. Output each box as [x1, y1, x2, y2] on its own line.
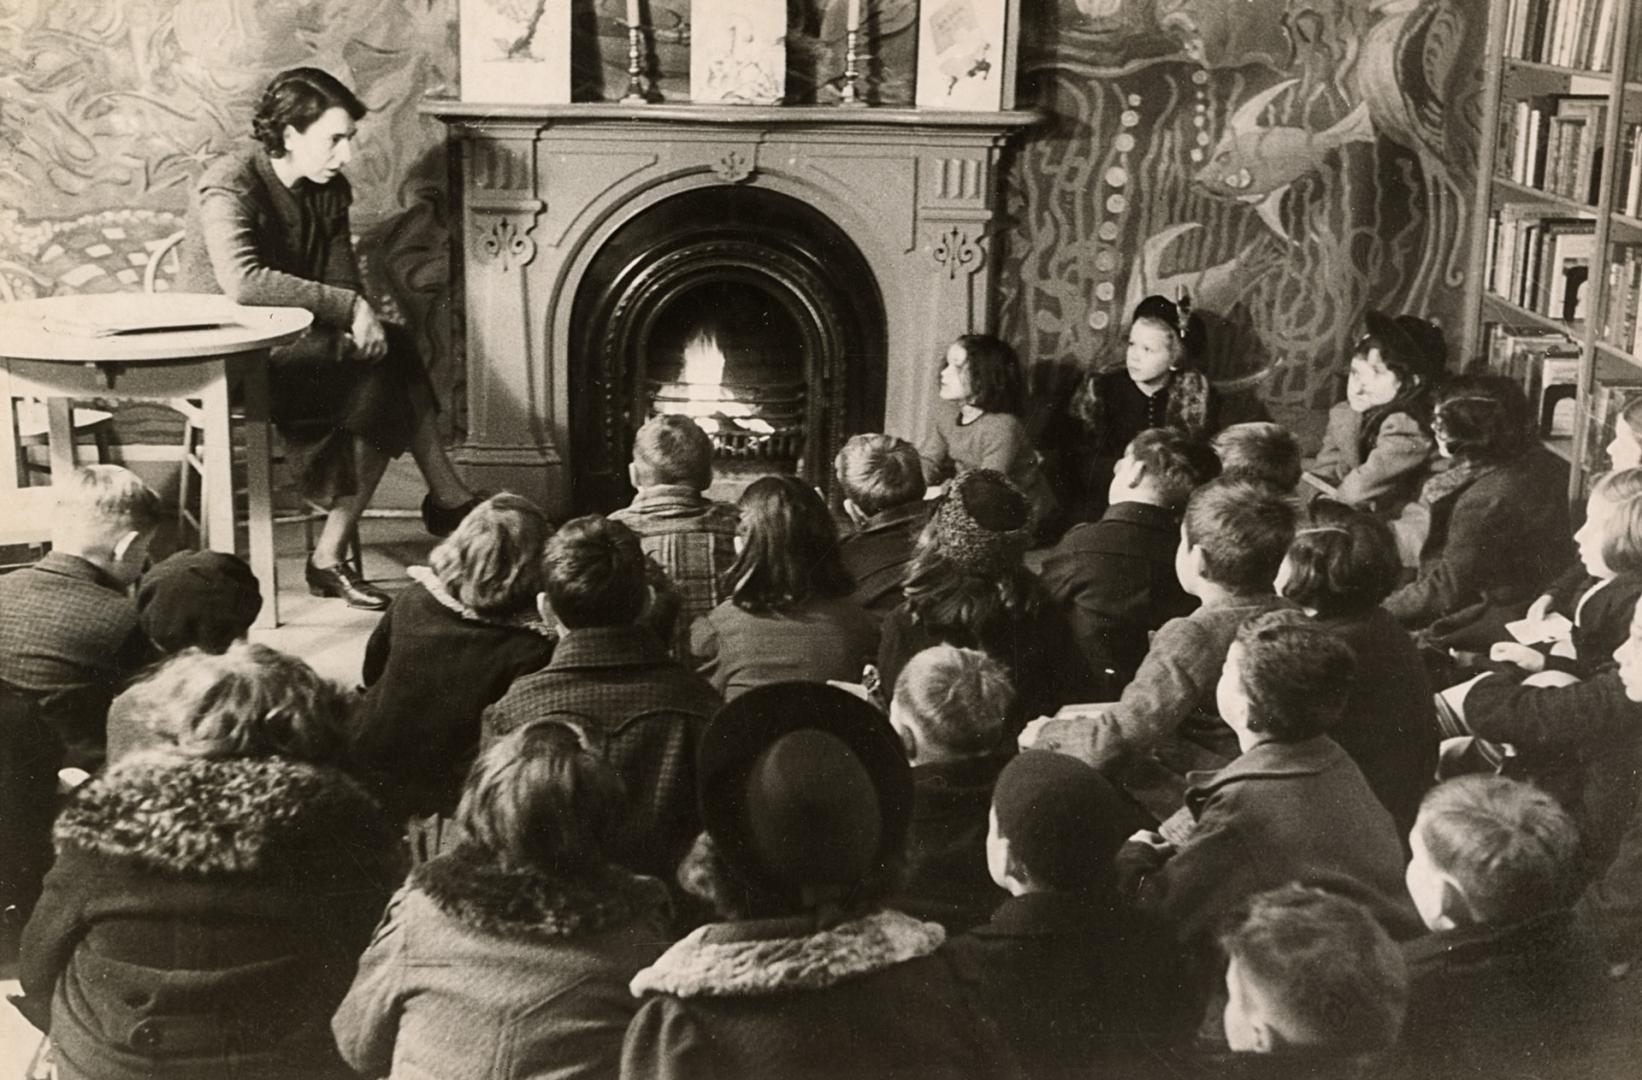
[349, 296, 389, 361]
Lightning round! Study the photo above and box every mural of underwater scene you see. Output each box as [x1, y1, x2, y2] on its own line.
[0, 0, 462, 435]
[1002, 0, 1486, 453]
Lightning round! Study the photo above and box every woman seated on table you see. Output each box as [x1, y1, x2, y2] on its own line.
[177, 66, 481, 610]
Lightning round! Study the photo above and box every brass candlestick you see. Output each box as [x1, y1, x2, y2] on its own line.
[839, 27, 868, 106]
[621, 24, 650, 104]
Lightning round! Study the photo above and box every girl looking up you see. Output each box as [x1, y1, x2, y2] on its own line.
[919, 333, 1057, 532]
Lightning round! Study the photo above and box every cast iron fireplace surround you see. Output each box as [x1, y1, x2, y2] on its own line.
[421, 102, 1036, 516]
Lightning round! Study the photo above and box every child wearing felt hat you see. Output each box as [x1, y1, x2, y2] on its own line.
[945, 750, 1189, 1078]
[1308, 311, 1447, 515]
[875, 469, 1097, 728]
[622, 682, 1011, 1080]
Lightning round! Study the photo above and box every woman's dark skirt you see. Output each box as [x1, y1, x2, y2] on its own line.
[268, 321, 437, 503]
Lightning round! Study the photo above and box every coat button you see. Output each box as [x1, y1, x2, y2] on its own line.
[130, 1018, 163, 1051]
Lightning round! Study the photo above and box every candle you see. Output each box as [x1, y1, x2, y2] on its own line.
[846, 0, 860, 34]
[627, 0, 640, 28]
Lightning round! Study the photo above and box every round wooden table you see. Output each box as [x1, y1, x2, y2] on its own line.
[0, 294, 314, 628]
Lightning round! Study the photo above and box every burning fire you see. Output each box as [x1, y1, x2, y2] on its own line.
[662, 330, 777, 435]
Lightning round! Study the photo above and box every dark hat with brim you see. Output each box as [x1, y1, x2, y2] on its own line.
[699, 682, 912, 894]
[1363, 310, 1448, 385]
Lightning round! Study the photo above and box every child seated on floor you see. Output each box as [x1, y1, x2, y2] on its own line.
[1213, 422, 1303, 496]
[1041, 427, 1221, 697]
[1400, 776, 1618, 1074]
[1068, 294, 1215, 522]
[1114, 611, 1419, 951]
[919, 333, 1058, 531]
[1277, 499, 1436, 839]
[350, 492, 557, 846]
[1487, 467, 1642, 681]
[888, 644, 1016, 933]
[1021, 478, 1296, 818]
[945, 750, 1186, 1077]
[610, 413, 740, 657]
[1219, 884, 1408, 1069]
[834, 433, 929, 616]
[1307, 311, 1446, 514]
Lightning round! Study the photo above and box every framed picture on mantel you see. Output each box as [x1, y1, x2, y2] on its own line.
[459, 0, 572, 104]
[690, 1, 786, 105]
[914, 0, 1018, 111]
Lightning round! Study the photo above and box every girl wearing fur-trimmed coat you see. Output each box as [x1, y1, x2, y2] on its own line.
[1067, 299, 1215, 522]
[333, 845, 671, 1080]
[18, 753, 401, 1080]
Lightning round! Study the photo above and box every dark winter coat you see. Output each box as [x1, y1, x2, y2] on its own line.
[620, 910, 1012, 1080]
[333, 843, 671, 1080]
[1067, 367, 1214, 520]
[1040, 501, 1197, 694]
[945, 890, 1192, 1078]
[17, 754, 402, 1080]
[1399, 910, 1622, 1079]
[353, 567, 557, 819]
[1115, 736, 1423, 950]
[838, 501, 930, 616]
[1312, 608, 1437, 840]
[1385, 450, 1572, 630]
[894, 753, 1012, 934]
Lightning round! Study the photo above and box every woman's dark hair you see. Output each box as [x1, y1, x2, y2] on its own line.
[951, 333, 1023, 415]
[900, 529, 1047, 657]
[252, 67, 368, 156]
[728, 475, 854, 614]
[455, 720, 626, 875]
[1431, 374, 1532, 464]
[1353, 335, 1441, 457]
[1280, 498, 1402, 618]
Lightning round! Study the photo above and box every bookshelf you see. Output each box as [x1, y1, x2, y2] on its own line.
[1462, 0, 1642, 501]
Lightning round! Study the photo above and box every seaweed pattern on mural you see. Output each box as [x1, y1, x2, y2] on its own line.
[0, 0, 463, 421]
[1001, 0, 1484, 435]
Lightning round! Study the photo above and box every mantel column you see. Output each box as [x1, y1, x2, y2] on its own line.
[451, 127, 556, 504]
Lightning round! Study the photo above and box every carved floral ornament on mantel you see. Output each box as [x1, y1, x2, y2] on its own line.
[711, 149, 756, 183]
[932, 225, 985, 280]
[477, 215, 538, 272]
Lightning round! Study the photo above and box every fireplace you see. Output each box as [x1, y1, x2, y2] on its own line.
[568, 185, 885, 509]
[421, 102, 1036, 517]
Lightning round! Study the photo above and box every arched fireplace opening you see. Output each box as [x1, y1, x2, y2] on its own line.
[568, 186, 887, 513]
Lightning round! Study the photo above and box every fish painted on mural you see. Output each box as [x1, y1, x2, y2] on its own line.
[1193, 78, 1376, 241]
[1122, 222, 1262, 323]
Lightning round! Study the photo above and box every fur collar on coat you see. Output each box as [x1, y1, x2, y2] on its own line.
[630, 909, 945, 999]
[53, 754, 387, 877]
[413, 842, 670, 939]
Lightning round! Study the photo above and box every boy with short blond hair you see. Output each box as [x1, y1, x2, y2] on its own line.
[1220, 884, 1408, 1059]
[1400, 776, 1618, 1073]
[835, 433, 928, 614]
[0, 465, 162, 766]
[1023, 478, 1296, 817]
[0, 466, 161, 952]
[609, 415, 739, 656]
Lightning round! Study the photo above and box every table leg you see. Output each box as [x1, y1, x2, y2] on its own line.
[0, 363, 18, 494]
[46, 398, 74, 484]
[200, 364, 235, 558]
[239, 352, 278, 629]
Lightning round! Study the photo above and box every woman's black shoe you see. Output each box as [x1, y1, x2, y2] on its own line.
[421, 492, 487, 538]
[305, 558, 390, 610]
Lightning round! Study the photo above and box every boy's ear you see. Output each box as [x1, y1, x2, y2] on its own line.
[889, 715, 918, 764]
[627, 462, 642, 489]
[536, 591, 556, 626]
[1437, 874, 1475, 929]
[842, 497, 867, 526]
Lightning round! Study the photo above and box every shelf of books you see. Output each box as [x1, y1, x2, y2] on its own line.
[1467, 0, 1642, 500]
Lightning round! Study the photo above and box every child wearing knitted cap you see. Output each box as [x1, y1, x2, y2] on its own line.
[876, 469, 1097, 728]
[946, 750, 1187, 1077]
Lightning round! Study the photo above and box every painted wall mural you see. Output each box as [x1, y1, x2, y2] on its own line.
[1001, 0, 1485, 449]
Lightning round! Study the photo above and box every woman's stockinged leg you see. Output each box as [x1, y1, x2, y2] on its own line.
[408, 408, 473, 509]
[313, 436, 390, 568]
